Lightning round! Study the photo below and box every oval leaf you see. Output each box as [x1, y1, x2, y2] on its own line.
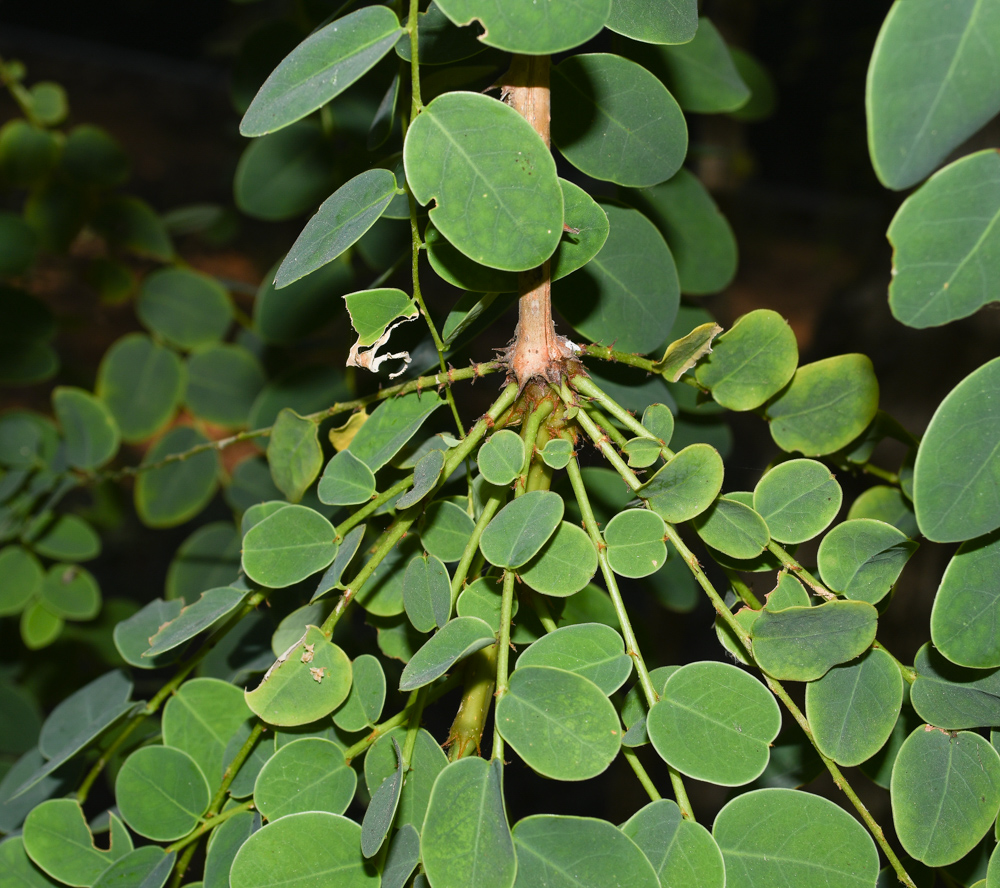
[399, 616, 495, 691]
[52, 386, 120, 470]
[516, 623, 632, 695]
[692, 497, 770, 560]
[817, 518, 917, 605]
[753, 458, 842, 544]
[480, 491, 564, 569]
[519, 520, 598, 597]
[622, 799, 725, 888]
[647, 661, 780, 786]
[254, 737, 356, 820]
[604, 509, 667, 578]
[638, 443, 724, 523]
[242, 505, 337, 589]
[404, 91, 563, 272]
[240, 7, 405, 136]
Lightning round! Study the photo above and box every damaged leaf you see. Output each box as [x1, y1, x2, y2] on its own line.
[345, 288, 419, 378]
[653, 321, 722, 381]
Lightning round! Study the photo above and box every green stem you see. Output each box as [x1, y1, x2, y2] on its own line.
[579, 343, 658, 373]
[345, 672, 462, 763]
[335, 475, 413, 537]
[76, 593, 267, 803]
[573, 406, 642, 492]
[862, 463, 899, 485]
[406, 0, 422, 113]
[448, 644, 497, 761]
[564, 453, 696, 820]
[766, 541, 836, 599]
[514, 399, 554, 494]
[450, 493, 505, 602]
[401, 686, 428, 768]
[582, 405, 630, 450]
[168, 843, 199, 888]
[98, 363, 501, 483]
[530, 591, 558, 633]
[723, 567, 763, 610]
[664, 524, 916, 888]
[165, 799, 255, 854]
[622, 747, 661, 802]
[573, 376, 674, 458]
[207, 721, 265, 815]
[491, 569, 517, 762]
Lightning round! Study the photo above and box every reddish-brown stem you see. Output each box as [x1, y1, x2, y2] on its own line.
[505, 55, 574, 388]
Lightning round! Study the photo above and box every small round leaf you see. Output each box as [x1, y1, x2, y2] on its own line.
[519, 521, 598, 597]
[480, 491, 564, 569]
[477, 430, 525, 487]
[753, 458, 842, 544]
[604, 509, 667, 578]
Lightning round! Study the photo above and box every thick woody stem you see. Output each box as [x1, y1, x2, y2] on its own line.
[505, 55, 574, 388]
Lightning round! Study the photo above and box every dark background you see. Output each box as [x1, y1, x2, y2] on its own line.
[1, 0, 997, 866]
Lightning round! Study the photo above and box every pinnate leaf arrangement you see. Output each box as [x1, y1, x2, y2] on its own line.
[3, 2, 1000, 888]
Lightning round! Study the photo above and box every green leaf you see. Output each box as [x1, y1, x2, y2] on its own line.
[604, 509, 667, 578]
[396, 448, 446, 510]
[456, 576, 518, 632]
[692, 497, 770, 560]
[357, 535, 421, 616]
[20, 603, 62, 651]
[539, 438, 574, 470]
[234, 121, 337, 221]
[0, 545, 43, 616]
[766, 354, 879, 456]
[230, 812, 378, 888]
[435, 0, 610, 53]
[607, 0, 698, 44]
[714, 788, 879, 888]
[254, 737, 357, 820]
[166, 522, 241, 601]
[60, 124, 129, 187]
[551, 53, 687, 187]
[185, 344, 265, 429]
[913, 357, 1000, 543]
[480, 491, 564, 569]
[0, 212, 38, 276]
[29, 83, 67, 125]
[15, 671, 134, 798]
[623, 437, 661, 469]
[848, 485, 918, 538]
[246, 625, 352, 726]
[817, 519, 917, 605]
[554, 203, 679, 354]
[204, 813, 254, 888]
[647, 661, 779, 785]
[114, 598, 183, 668]
[240, 7, 405, 136]
[348, 392, 445, 472]
[496, 665, 621, 781]
[427, 180, 609, 294]
[52, 387, 120, 470]
[421, 757, 516, 888]
[477, 430, 525, 487]
[891, 727, 1000, 866]
[866, 0, 1000, 190]
[115, 745, 211, 841]
[267, 409, 322, 503]
[255, 254, 353, 345]
[365, 727, 447, 828]
[146, 587, 249, 657]
[242, 504, 336, 589]
[312, 524, 365, 602]
[622, 800, 725, 888]
[626, 169, 737, 295]
[695, 309, 798, 409]
[271, 603, 326, 656]
[728, 48, 778, 122]
[516, 623, 632, 694]
[343, 287, 418, 376]
[888, 151, 1000, 327]
[333, 653, 386, 732]
[274, 169, 397, 289]
[753, 458, 842, 544]
[806, 648, 903, 768]
[318, 450, 376, 506]
[751, 600, 879, 681]
[910, 643, 1000, 729]
[93, 196, 173, 261]
[395, 2, 486, 65]
[23, 799, 129, 886]
[162, 678, 251, 795]
[403, 554, 451, 633]
[361, 738, 403, 858]
[381, 824, 421, 888]
[519, 521, 598, 596]
[399, 616, 495, 691]
[512, 815, 659, 888]
[135, 427, 219, 528]
[932, 529, 1000, 668]
[92, 847, 175, 888]
[404, 92, 563, 271]
[137, 268, 233, 351]
[39, 564, 100, 620]
[96, 334, 184, 443]
[638, 443, 724, 523]
[629, 17, 749, 113]
[0, 120, 59, 187]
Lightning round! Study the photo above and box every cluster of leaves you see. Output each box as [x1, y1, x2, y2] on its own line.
[4, 2, 1000, 888]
